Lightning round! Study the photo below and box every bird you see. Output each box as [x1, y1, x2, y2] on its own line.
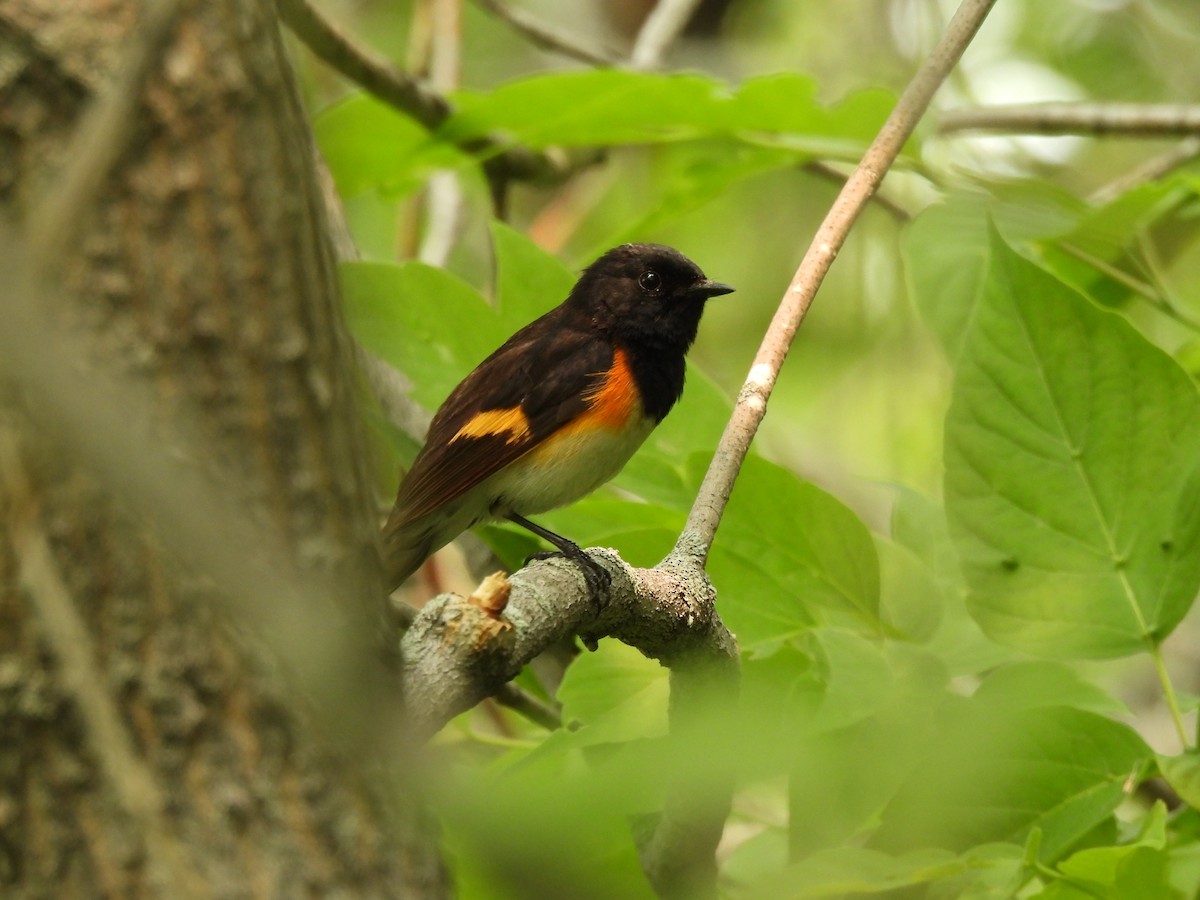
[382, 242, 733, 595]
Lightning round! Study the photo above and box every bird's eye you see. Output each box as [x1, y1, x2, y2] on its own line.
[638, 270, 662, 292]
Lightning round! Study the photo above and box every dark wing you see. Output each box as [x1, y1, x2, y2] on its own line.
[386, 313, 613, 526]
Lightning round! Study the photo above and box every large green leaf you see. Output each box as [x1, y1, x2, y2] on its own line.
[489, 221, 577, 331]
[943, 228, 1200, 658]
[441, 71, 890, 153]
[340, 260, 503, 407]
[315, 94, 468, 196]
[873, 703, 1150, 862]
[714, 456, 881, 636]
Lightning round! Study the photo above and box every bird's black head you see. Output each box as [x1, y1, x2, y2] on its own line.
[568, 243, 734, 354]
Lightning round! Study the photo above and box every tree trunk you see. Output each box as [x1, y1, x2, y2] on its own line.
[0, 0, 446, 896]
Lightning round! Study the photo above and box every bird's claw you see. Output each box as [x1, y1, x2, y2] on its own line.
[524, 548, 611, 612]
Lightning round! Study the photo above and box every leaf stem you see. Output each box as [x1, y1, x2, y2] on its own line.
[1149, 643, 1189, 751]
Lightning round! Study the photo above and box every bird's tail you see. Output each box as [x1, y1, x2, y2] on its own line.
[381, 504, 477, 591]
[382, 517, 435, 592]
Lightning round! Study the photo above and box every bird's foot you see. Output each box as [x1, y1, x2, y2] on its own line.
[525, 546, 611, 611]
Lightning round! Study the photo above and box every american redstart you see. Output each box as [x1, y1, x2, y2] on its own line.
[382, 243, 733, 593]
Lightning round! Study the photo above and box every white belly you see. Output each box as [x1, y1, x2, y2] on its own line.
[484, 416, 656, 516]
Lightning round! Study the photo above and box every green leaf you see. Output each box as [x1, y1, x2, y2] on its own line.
[489, 221, 577, 331]
[876, 538, 942, 643]
[904, 193, 998, 364]
[340, 260, 504, 408]
[874, 703, 1150, 861]
[1157, 750, 1200, 810]
[716, 457, 881, 636]
[441, 71, 889, 153]
[314, 94, 466, 196]
[943, 227, 1200, 658]
[557, 641, 668, 743]
[1033, 803, 1170, 900]
[741, 847, 964, 898]
[973, 661, 1128, 716]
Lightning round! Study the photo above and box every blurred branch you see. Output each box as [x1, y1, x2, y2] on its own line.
[938, 103, 1200, 137]
[683, 0, 999, 555]
[630, 0, 705, 69]
[804, 160, 913, 223]
[494, 682, 562, 730]
[276, 0, 572, 192]
[470, 0, 621, 66]
[277, 0, 450, 128]
[401, 538, 738, 898]
[1089, 137, 1200, 206]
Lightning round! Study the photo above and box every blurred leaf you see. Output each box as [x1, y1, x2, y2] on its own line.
[557, 641, 668, 743]
[315, 93, 466, 196]
[876, 538, 942, 643]
[741, 846, 963, 899]
[1157, 750, 1200, 810]
[340, 260, 503, 407]
[973, 661, 1128, 717]
[489, 220, 577, 330]
[890, 488, 1018, 673]
[874, 703, 1150, 861]
[597, 143, 805, 248]
[904, 193, 994, 364]
[943, 227, 1200, 658]
[442, 71, 889, 153]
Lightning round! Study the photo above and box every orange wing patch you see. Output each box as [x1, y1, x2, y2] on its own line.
[452, 406, 531, 445]
[571, 347, 640, 432]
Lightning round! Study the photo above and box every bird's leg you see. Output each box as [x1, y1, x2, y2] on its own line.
[507, 513, 611, 606]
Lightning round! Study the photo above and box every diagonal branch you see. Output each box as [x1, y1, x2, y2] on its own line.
[276, 0, 569, 190]
[470, 0, 622, 66]
[630, 0, 705, 69]
[683, 0, 1000, 557]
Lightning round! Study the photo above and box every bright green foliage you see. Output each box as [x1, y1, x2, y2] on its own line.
[313, 18, 1200, 897]
[938, 226, 1200, 657]
[441, 71, 891, 153]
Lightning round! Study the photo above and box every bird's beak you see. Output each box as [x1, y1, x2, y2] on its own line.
[688, 279, 735, 300]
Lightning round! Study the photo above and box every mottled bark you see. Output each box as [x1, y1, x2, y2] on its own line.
[0, 0, 445, 896]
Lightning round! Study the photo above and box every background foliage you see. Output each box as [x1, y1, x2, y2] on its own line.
[298, 0, 1200, 895]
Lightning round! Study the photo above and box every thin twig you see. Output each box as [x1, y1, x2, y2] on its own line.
[494, 683, 563, 730]
[803, 160, 913, 223]
[1089, 137, 1200, 206]
[939, 103, 1200, 137]
[276, 0, 564, 189]
[630, 0, 704, 69]
[683, 0, 1000, 557]
[470, 0, 622, 66]
[277, 0, 450, 128]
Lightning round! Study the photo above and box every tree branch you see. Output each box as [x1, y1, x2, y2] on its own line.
[630, 0, 705, 70]
[276, 0, 570, 191]
[1089, 137, 1200, 206]
[400, 537, 737, 898]
[682, 0, 999, 557]
[938, 103, 1200, 137]
[470, 0, 622, 66]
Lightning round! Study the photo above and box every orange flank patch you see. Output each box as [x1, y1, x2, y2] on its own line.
[571, 347, 640, 432]
[452, 406, 531, 444]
